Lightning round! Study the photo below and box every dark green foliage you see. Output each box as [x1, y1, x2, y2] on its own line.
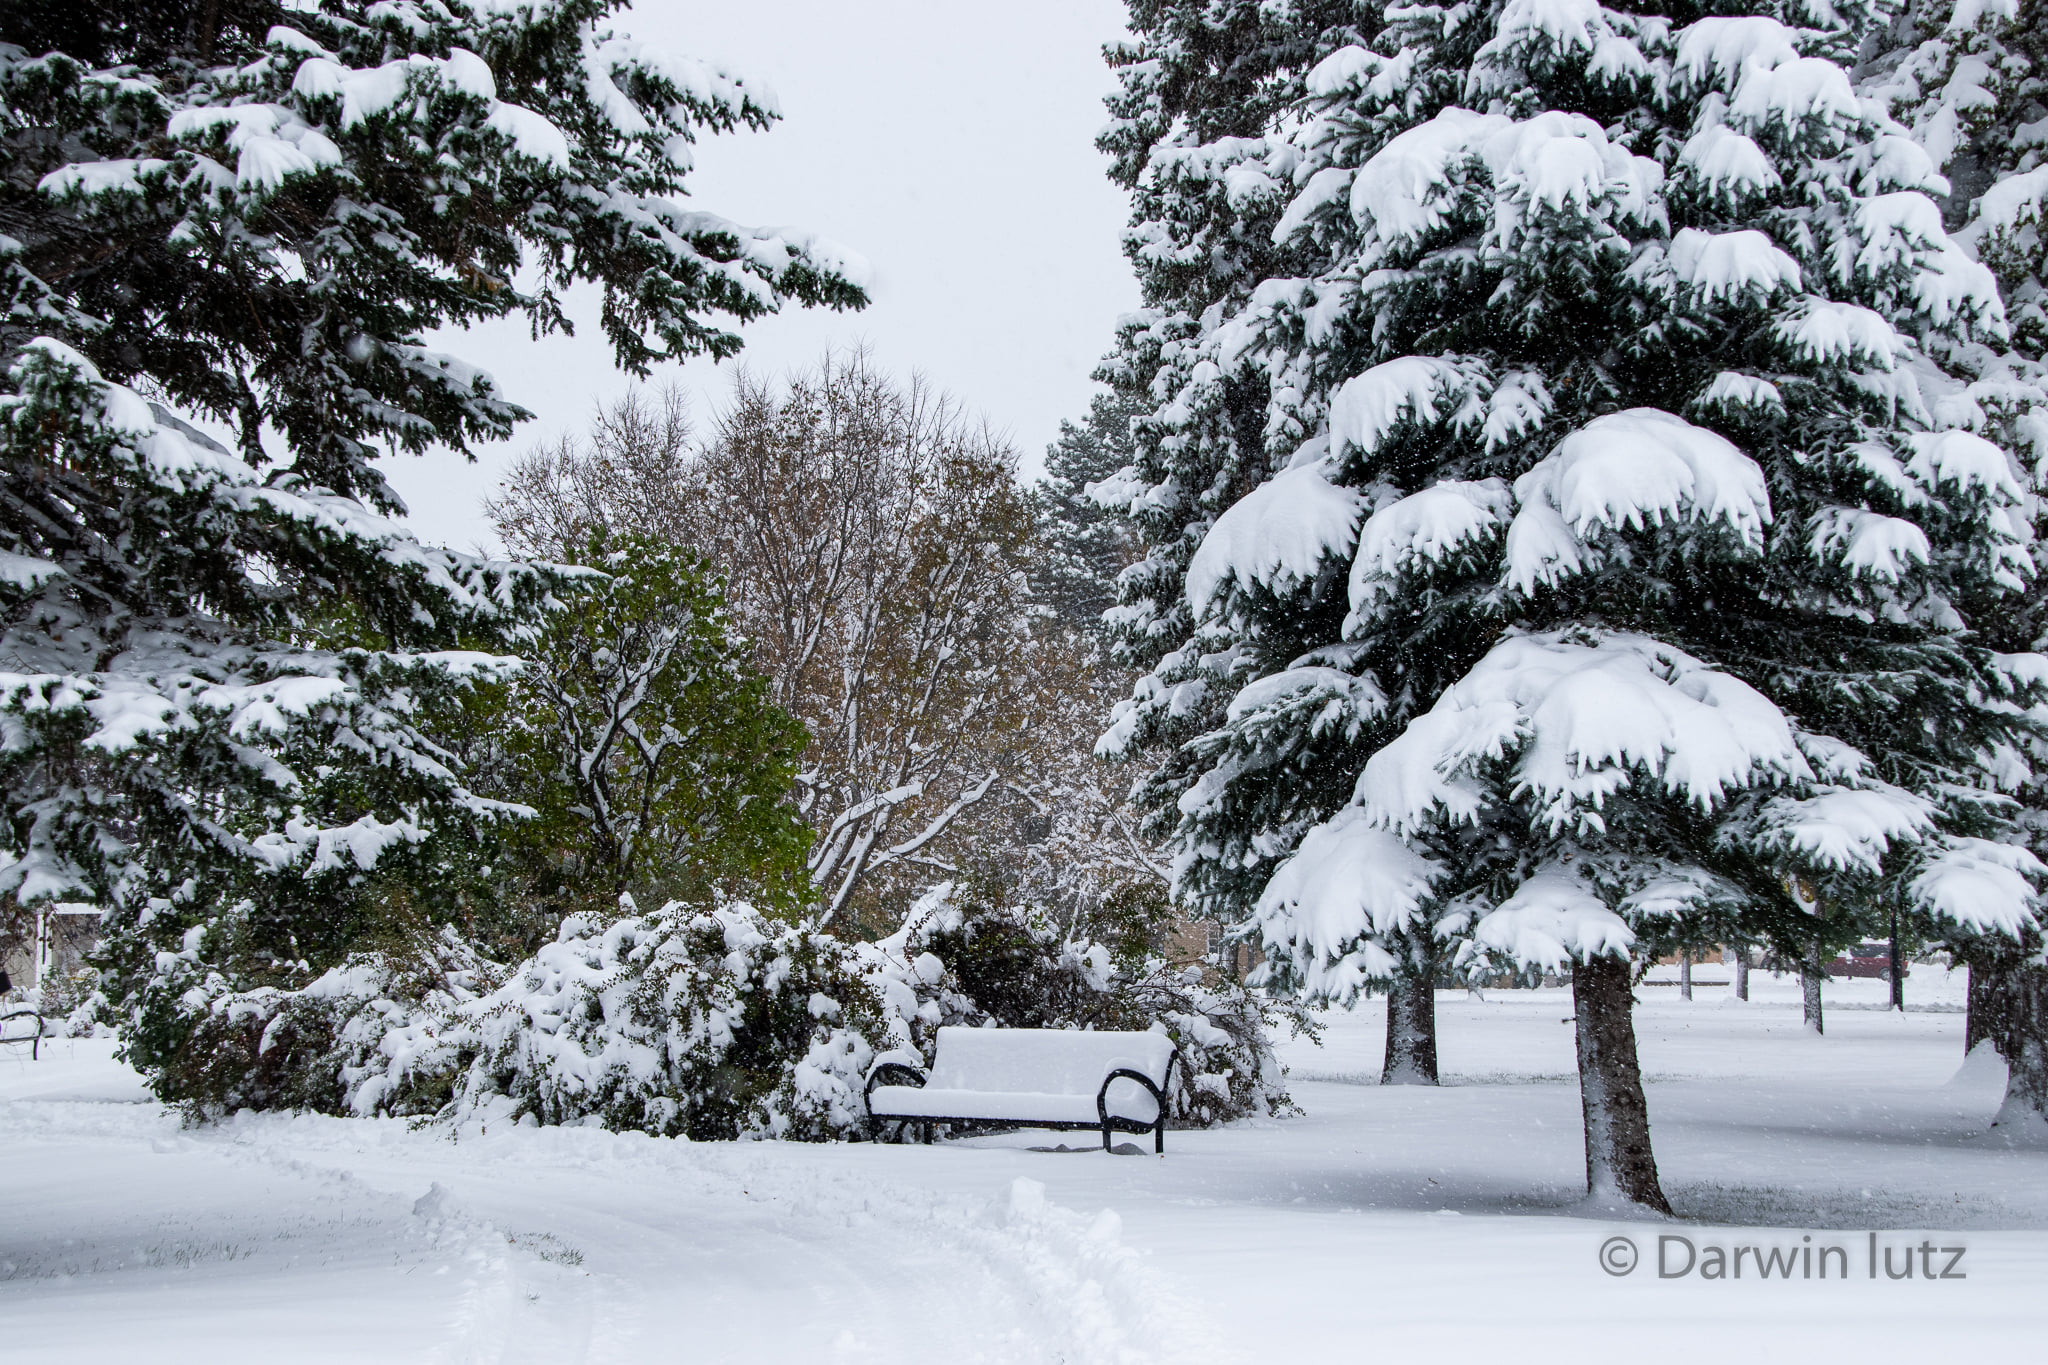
[501, 535, 814, 924]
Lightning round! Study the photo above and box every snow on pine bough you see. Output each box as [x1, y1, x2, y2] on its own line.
[864, 1027, 1185, 1154]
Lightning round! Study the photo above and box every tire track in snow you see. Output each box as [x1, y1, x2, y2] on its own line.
[213, 1115, 1226, 1364]
[191, 1119, 601, 1365]
[642, 1144, 1229, 1365]
[473, 1135, 1223, 1364]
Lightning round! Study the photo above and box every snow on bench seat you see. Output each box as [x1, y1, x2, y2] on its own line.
[866, 1026, 1182, 1151]
[864, 1088, 1127, 1126]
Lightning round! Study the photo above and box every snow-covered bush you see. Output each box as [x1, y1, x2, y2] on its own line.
[154, 879, 1300, 1136]
[155, 922, 506, 1117]
[429, 899, 890, 1140]
[35, 966, 108, 1038]
[147, 896, 887, 1137]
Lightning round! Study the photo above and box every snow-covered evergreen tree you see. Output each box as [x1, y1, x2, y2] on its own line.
[1039, 389, 1146, 632]
[0, 3, 864, 1100]
[1866, 0, 2048, 1132]
[1103, 0, 2048, 1202]
[1090, 0, 1377, 1036]
[1094, 0, 1467, 1084]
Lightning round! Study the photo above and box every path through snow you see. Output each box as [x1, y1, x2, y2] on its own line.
[0, 1065, 1206, 1364]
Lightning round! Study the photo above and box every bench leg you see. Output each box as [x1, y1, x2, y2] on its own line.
[1101, 1123, 1111, 1152]
[1155, 1118, 1164, 1155]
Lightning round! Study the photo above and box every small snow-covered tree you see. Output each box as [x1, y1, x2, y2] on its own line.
[1103, 0, 2048, 1204]
[504, 535, 812, 921]
[0, 3, 863, 1101]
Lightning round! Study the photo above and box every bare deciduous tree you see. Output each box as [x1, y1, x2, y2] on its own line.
[488, 386, 697, 559]
[488, 355, 1066, 933]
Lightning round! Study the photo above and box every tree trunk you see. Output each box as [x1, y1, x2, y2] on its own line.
[1802, 936, 1824, 1035]
[1987, 959, 2048, 1139]
[1966, 960, 2002, 1055]
[1887, 914, 1904, 1012]
[1678, 950, 1692, 1001]
[1732, 945, 1749, 1001]
[1572, 953, 1671, 1213]
[1381, 972, 1440, 1085]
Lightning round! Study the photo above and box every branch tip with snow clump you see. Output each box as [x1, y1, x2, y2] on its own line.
[1358, 631, 1805, 836]
[1253, 807, 1444, 1004]
[1805, 506, 1931, 583]
[1909, 840, 2045, 939]
[1667, 227, 1803, 304]
[1503, 409, 1769, 595]
[1328, 355, 1493, 461]
[1474, 871, 1633, 972]
[1185, 462, 1363, 618]
[1345, 478, 1512, 635]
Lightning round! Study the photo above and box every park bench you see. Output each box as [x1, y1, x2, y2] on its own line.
[864, 1026, 1184, 1153]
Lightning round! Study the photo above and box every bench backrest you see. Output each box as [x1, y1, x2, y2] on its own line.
[927, 1026, 1175, 1096]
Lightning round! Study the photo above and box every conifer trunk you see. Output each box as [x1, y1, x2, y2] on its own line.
[1888, 916, 1904, 1012]
[1966, 960, 2000, 1055]
[1381, 972, 1439, 1085]
[1678, 950, 1692, 1001]
[1981, 958, 2048, 1139]
[1801, 937, 1825, 1035]
[1993, 967, 2048, 1137]
[1571, 954, 1670, 1212]
[1731, 945, 1749, 1001]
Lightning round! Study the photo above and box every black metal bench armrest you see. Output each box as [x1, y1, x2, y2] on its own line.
[1098, 1065, 1169, 1151]
[1, 1007, 44, 1061]
[863, 1060, 927, 1111]
[1097, 1048, 1186, 1154]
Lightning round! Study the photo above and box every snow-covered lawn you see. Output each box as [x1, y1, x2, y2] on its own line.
[5, 971, 2044, 1364]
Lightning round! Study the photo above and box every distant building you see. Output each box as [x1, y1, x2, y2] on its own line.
[1163, 917, 1262, 979]
[1, 903, 102, 999]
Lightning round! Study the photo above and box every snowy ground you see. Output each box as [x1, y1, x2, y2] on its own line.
[4, 970, 2044, 1364]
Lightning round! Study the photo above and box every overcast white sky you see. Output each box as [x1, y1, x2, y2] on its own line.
[373, 0, 1140, 553]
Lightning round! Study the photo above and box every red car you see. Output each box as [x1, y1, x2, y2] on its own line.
[1825, 942, 1906, 979]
